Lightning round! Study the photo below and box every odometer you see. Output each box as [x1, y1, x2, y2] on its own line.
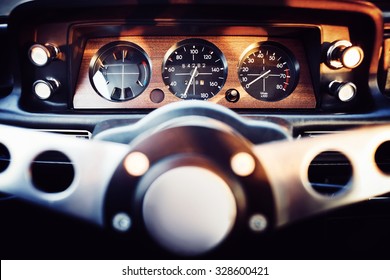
[238, 41, 300, 102]
[162, 39, 228, 100]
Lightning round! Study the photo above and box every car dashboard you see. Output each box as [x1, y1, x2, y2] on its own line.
[3, 1, 383, 115]
[1, 0, 390, 259]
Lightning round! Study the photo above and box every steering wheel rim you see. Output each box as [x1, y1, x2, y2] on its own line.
[1, 101, 390, 256]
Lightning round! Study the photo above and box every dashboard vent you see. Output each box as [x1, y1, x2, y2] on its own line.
[0, 142, 10, 173]
[302, 130, 390, 200]
[0, 24, 13, 98]
[380, 29, 390, 95]
[31, 150, 75, 193]
[308, 151, 352, 196]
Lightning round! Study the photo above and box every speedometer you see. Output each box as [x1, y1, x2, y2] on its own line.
[238, 41, 300, 102]
[162, 39, 228, 100]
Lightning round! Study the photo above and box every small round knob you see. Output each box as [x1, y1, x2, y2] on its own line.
[32, 79, 60, 99]
[326, 40, 363, 69]
[28, 43, 59, 67]
[225, 89, 240, 103]
[329, 81, 357, 102]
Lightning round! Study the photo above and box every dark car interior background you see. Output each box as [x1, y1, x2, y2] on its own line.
[1, 0, 390, 259]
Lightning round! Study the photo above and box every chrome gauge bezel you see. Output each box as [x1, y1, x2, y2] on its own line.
[89, 41, 152, 102]
[238, 41, 300, 102]
[161, 38, 228, 100]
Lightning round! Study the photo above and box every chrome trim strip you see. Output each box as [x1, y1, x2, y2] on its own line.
[35, 129, 92, 139]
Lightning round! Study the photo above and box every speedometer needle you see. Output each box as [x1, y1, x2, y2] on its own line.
[183, 66, 198, 97]
[246, 69, 271, 87]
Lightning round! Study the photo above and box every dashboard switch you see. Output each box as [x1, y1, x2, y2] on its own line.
[28, 43, 59, 66]
[329, 81, 357, 102]
[326, 40, 363, 69]
[225, 89, 240, 103]
[32, 78, 60, 99]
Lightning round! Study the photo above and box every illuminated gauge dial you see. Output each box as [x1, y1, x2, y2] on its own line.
[89, 41, 151, 102]
[238, 41, 300, 101]
[162, 39, 228, 100]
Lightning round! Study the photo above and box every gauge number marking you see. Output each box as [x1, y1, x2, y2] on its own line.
[238, 42, 299, 102]
[162, 39, 228, 100]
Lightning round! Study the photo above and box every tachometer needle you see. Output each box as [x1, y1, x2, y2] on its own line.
[247, 69, 271, 87]
[183, 66, 198, 97]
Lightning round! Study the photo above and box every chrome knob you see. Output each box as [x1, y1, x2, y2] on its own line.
[329, 81, 357, 102]
[32, 78, 60, 99]
[28, 43, 59, 66]
[326, 40, 363, 69]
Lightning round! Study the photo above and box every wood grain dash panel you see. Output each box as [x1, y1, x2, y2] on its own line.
[74, 36, 316, 109]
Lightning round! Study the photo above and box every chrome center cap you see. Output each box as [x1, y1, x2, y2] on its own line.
[142, 166, 237, 255]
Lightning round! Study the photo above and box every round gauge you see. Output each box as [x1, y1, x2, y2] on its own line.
[162, 39, 228, 100]
[238, 41, 300, 102]
[89, 41, 151, 102]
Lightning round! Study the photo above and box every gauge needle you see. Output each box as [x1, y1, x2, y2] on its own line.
[247, 69, 271, 87]
[184, 66, 198, 97]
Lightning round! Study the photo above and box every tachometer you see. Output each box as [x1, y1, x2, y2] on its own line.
[238, 41, 299, 102]
[162, 39, 228, 100]
[89, 41, 151, 102]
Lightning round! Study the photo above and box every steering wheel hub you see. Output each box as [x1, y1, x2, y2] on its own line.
[102, 105, 276, 255]
[142, 166, 237, 255]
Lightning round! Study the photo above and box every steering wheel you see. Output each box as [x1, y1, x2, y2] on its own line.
[1, 101, 389, 256]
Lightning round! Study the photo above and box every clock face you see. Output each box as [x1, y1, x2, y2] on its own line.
[89, 41, 151, 102]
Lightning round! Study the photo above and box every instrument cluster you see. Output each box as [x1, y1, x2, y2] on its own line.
[73, 32, 316, 110]
[15, 2, 376, 114]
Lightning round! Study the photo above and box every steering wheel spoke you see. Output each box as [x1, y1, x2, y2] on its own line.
[0, 124, 129, 225]
[254, 125, 390, 227]
[2, 102, 390, 256]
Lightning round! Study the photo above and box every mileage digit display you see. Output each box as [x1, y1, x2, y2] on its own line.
[162, 39, 228, 100]
[238, 41, 300, 102]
